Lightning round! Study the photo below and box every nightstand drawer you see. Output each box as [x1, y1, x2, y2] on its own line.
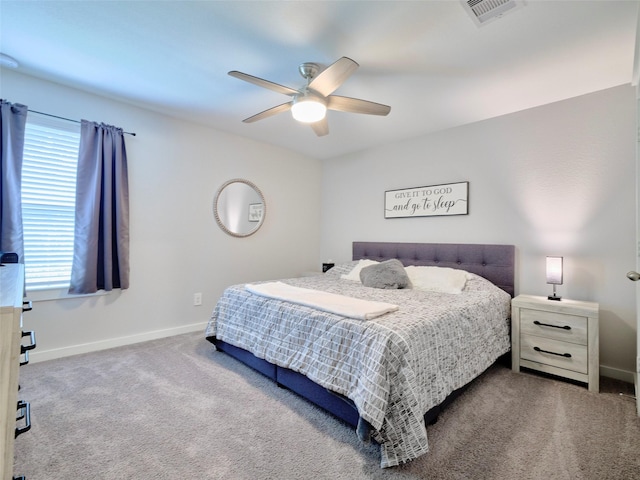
[520, 334, 588, 374]
[520, 308, 587, 345]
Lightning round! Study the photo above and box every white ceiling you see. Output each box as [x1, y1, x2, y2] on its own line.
[1, 1, 638, 160]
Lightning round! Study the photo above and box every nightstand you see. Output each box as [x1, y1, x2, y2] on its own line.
[511, 294, 599, 392]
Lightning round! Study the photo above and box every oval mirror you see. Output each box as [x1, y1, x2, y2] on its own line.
[213, 179, 266, 237]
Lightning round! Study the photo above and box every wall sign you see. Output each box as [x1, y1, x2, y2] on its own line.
[384, 182, 469, 218]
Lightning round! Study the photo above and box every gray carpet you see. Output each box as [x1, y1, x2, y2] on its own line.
[13, 332, 640, 479]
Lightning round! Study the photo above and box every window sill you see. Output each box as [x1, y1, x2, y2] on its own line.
[26, 287, 111, 303]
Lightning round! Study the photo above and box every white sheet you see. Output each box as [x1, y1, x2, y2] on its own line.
[245, 281, 399, 320]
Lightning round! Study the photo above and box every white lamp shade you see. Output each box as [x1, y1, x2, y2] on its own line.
[546, 256, 563, 285]
[291, 97, 327, 123]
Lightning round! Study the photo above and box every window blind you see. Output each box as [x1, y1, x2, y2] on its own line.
[21, 118, 80, 290]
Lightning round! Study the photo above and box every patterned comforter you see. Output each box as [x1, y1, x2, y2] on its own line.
[205, 262, 511, 467]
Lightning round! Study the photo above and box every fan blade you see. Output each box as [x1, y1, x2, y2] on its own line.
[243, 102, 293, 123]
[229, 71, 299, 97]
[308, 57, 359, 96]
[327, 95, 391, 116]
[310, 118, 329, 137]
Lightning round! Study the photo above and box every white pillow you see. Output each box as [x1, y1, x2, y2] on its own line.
[341, 259, 379, 282]
[404, 266, 470, 294]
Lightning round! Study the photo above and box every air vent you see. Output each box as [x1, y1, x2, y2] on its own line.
[461, 0, 525, 27]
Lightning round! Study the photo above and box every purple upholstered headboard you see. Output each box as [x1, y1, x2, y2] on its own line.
[353, 241, 515, 297]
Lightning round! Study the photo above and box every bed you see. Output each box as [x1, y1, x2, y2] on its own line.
[205, 241, 515, 467]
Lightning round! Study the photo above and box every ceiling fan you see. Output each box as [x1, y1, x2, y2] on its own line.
[228, 56, 391, 137]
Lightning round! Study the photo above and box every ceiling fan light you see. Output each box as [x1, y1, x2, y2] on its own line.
[291, 97, 327, 123]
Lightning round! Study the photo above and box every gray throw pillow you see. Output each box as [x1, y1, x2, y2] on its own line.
[359, 259, 411, 289]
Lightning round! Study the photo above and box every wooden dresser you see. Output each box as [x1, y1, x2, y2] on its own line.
[1, 264, 31, 480]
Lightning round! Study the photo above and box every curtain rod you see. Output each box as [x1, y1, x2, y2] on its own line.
[28, 109, 137, 136]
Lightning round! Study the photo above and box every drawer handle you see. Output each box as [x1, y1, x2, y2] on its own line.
[20, 330, 36, 353]
[20, 330, 36, 365]
[22, 300, 32, 312]
[15, 400, 31, 438]
[533, 320, 571, 330]
[20, 349, 29, 366]
[533, 346, 572, 358]
[21, 330, 36, 354]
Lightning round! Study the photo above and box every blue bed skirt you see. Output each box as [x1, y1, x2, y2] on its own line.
[207, 337, 470, 428]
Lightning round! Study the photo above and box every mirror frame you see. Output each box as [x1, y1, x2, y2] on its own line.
[213, 178, 266, 238]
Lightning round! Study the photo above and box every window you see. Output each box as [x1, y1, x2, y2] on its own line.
[21, 115, 80, 291]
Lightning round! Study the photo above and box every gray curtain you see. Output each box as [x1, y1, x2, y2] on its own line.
[69, 120, 129, 294]
[0, 99, 28, 261]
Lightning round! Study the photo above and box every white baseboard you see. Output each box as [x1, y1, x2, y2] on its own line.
[600, 364, 636, 384]
[27, 322, 209, 364]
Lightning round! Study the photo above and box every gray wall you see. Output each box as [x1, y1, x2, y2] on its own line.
[4, 69, 637, 377]
[320, 85, 637, 376]
[2, 69, 322, 360]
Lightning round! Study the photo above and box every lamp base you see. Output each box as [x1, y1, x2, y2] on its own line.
[547, 294, 562, 301]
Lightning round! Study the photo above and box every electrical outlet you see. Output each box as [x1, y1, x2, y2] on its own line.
[193, 292, 202, 306]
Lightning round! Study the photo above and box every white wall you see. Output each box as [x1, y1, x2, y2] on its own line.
[3, 70, 636, 377]
[2, 70, 322, 361]
[320, 85, 637, 377]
